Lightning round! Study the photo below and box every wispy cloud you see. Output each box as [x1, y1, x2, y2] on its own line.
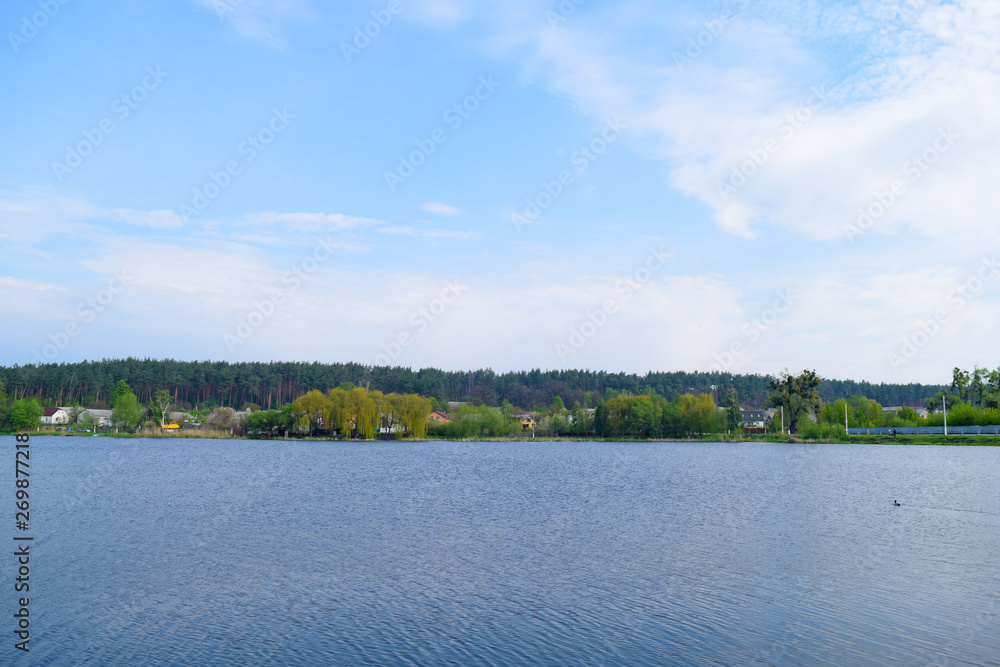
[191, 0, 313, 49]
[237, 211, 378, 231]
[420, 202, 463, 216]
[109, 209, 187, 229]
[0, 277, 63, 291]
[376, 225, 478, 240]
[496, 0, 1000, 242]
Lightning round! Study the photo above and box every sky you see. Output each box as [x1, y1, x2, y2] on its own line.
[1, 0, 998, 384]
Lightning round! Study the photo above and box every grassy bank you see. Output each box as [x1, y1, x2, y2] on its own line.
[5, 431, 999, 445]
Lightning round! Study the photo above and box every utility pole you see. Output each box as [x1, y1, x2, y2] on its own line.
[943, 395, 948, 436]
[780, 406, 784, 434]
[845, 402, 849, 436]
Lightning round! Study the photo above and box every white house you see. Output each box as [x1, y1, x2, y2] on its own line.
[79, 409, 114, 428]
[40, 407, 73, 425]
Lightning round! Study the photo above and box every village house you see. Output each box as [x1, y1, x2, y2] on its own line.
[741, 409, 767, 433]
[427, 410, 450, 424]
[79, 409, 114, 428]
[40, 407, 73, 426]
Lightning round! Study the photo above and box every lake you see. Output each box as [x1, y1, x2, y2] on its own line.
[7, 437, 1000, 665]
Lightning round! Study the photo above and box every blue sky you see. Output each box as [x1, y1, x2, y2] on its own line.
[2, 0, 998, 384]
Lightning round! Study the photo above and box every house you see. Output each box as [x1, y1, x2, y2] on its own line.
[741, 409, 767, 433]
[514, 414, 536, 431]
[79, 409, 114, 428]
[40, 407, 73, 426]
[169, 411, 197, 424]
[428, 411, 451, 424]
[883, 406, 929, 419]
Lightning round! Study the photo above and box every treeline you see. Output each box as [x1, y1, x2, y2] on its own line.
[427, 393, 734, 440]
[257, 387, 432, 439]
[0, 359, 945, 411]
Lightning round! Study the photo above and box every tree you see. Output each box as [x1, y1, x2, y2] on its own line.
[765, 369, 821, 434]
[291, 390, 330, 436]
[722, 388, 743, 432]
[550, 395, 565, 413]
[110, 380, 132, 410]
[247, 409, 291, 437]
[677, 393, 716, 435]
[8, 399, 42, 432]
[0, 378, 8, 428]
[925, 390, 960, 414]
[112, 392, 144, 431]
[952, 367, 971, 404]
[971, 366, 988, 407]
[151, 389, 173, 429]
[78, 411, 97, 432]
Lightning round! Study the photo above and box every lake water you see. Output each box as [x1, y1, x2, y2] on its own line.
[6, 437, 1000, 665]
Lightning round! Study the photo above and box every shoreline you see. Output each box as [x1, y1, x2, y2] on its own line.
[6, 431, 1000, 446]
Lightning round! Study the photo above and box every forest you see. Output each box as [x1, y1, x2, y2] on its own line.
[0, 358, 945, 411]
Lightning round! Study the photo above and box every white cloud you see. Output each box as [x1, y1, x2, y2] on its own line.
[109, 209, 186, 229]
[237, 211, 378, 231]
[420, 202, 463, 216]
[497, 0, 1000, 243]
[375, 225, 478, 240]
[0, 277, 63, 291]
[190, 0, 313, 49]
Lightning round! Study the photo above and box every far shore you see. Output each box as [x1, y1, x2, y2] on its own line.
[6, 431, 1000, 446]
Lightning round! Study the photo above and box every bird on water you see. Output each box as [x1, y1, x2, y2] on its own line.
[893, 500, 901, 506]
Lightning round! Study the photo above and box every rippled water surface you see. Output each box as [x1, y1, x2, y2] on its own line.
[9, 437, 1000, 665]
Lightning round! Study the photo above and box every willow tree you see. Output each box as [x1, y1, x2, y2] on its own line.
[326, 388, 354, 437]
[396, 393, 432, 438]
[291, 390, 329, 436]
[677, 393, 716, 435]
[349, 387, 378, 440]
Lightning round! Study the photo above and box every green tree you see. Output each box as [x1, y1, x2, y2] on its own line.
[722, 388, 743, 432]
[8, 399, 42, 432]
[247, 409, 291, 437]
[0, 378, 8, 428]
[151, 389, 173, 429]
[110, 380, 132, 410]
[112, 392, 144, 431]
[765, 369, 821, 434]
[925, 390, 960, 414]
[677, 393, 716, 435]
[952, 367, 971, 403]
[291, 390, 330, 436]
[550, 395, 565, 413]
